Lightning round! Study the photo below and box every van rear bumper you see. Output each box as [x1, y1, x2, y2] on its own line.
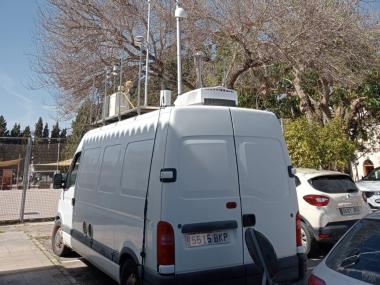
[143, 254, 306, 285]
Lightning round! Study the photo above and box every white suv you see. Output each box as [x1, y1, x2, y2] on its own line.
[295, 168, 371, 255]
[356, 167, 380, 209]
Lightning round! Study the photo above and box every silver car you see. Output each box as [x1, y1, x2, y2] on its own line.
[356, 167, 380, 209]
[309, 211, 380, 285]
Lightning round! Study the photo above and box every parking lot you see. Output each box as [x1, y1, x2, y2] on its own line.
[0, 221, 332, 285]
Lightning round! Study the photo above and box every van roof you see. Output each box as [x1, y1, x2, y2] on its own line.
[76, 105, 279, 153]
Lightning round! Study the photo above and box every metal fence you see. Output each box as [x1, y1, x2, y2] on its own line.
[0, 137, 75, 223]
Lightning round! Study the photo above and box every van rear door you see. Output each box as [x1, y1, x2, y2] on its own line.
[161, 107, 244, 275]
[229, 109, 298, 265]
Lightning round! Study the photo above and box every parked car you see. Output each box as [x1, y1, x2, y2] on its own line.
[51, 87, 306, 285]
[309, 211, 380, 285]
[356, 167, 380, 209]
[295, 168, 371, 255]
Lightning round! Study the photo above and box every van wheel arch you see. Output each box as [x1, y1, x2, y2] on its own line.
[119, 248, 140, 266]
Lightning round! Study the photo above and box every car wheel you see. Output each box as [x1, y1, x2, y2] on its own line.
[52, 223, 70, 257]
[120, 259, 140, 285]
[301, 222, 314, 256]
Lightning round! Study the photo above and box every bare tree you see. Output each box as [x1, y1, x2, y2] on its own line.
[186, 0, 380, 124]
[34, 0, 380, 127]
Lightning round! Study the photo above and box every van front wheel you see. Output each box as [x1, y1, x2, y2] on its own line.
[52, 224, 70, 257]
[120, 259, 140, 285]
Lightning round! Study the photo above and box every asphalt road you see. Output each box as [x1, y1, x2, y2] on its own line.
[0, 222, 333, 285]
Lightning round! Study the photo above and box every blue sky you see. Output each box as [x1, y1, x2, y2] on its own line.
[0, 0, 69, 132]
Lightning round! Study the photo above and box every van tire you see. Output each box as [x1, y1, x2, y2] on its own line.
[301, 222, 314, 256]
[120, 259, 140, 285]
[52, 224, 70, 257]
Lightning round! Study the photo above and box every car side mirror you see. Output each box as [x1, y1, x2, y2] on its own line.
[53, 173, 66, 189]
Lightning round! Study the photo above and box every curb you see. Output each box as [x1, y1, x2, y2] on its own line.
[28, 233, 80, 285]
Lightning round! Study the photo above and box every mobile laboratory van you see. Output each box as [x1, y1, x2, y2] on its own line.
[52, 87, 306, 285]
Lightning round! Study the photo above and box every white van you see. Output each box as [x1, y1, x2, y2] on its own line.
[52, 87, 305, 285]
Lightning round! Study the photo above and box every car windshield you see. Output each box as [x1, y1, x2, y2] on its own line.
[364, 168, 380, 181]
[326, 218, 380, 284]
[309, 175, 358, 194]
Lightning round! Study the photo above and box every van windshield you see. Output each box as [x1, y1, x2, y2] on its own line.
[308, 175, 358, 194]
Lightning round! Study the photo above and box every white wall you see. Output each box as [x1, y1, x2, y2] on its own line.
[351, 126, 380, 181]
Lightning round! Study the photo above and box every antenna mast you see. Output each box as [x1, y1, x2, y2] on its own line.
[144, 0, 151, 106]
[175, 0, 187, 95]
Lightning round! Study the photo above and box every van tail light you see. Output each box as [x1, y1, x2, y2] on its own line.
[157, 221, 175, 266]
[296, 212, 302, 247]
[362, 192, 367, 203]
[303, 195, 330, 207]
[308, 274, 326, 285]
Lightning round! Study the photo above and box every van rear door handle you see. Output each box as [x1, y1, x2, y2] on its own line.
[242, 214, 256, 227]
[72, 198, 76, 206]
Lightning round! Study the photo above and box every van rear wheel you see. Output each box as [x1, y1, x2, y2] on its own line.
[120, 259, 140, 285]
[52, 224, 70, 257]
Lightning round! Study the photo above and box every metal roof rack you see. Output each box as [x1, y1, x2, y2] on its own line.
[93, 106, 159, 127]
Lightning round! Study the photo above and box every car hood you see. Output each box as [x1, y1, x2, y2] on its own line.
[356, 180, 380, 192]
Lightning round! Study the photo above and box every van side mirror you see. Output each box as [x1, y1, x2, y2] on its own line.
[245, 228, 279, 283]
[53, 173, 66, 189]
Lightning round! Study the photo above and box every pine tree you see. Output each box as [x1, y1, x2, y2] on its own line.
[51, 122, 60, 139]
[0, 115, 8, 137]
[42, 123, 50, 139]
[10, 123, 21, 137]
[22, 126, 31, 137]
[60, 128, 67, 139]
[34, 117, 43, 138]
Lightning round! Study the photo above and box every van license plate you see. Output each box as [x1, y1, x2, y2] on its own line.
[339, 207, 360, 216]
[186, 232, 230, 247]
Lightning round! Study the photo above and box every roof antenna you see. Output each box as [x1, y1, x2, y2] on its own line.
[175, 0, 187, 95]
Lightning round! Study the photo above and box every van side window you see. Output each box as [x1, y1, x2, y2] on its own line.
[66, 153, 81, 188]
[77, 147, 101, 190]
[121, 140, 153, 197]
[99, 144, 122, 193]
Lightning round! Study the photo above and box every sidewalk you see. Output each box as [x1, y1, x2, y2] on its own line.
[0, 227, 74, 285]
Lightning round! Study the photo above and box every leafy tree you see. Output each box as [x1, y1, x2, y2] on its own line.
[284, 118, 356, 171]
[22, 126, 31, 137]
[51, 122, 60, 139]
[0, 115, 8, 137]
[34, 117, 43, 138]
[42, 123, 49, 139]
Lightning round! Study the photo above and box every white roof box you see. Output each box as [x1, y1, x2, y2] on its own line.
[174, 86, 238, 107]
